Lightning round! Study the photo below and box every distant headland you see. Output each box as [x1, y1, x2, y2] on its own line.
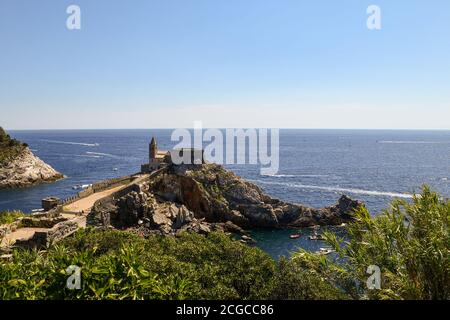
[0, 127, 64, 189]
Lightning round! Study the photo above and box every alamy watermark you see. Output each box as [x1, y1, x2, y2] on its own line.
[366, 265, 381, 290]
[367, 5, 382, 30]
[66, 265, 81, 290]
[65, 4, 380, 32]
[171, 122, 279, 175]
[66, 5, 81, 30]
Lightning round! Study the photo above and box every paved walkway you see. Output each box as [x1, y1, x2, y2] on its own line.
[63, 184, 126, 214]
[1, 227, 48, 247]
[1, 181, 137, 247]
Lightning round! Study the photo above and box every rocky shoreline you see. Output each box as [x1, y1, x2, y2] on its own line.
[0, 148, 64, 189]
[88, 163, 363, 237]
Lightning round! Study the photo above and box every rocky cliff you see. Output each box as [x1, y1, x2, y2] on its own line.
[89, 163, 363, 236]
[0, 127, 64, 189]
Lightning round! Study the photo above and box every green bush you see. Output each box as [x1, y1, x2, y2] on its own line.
[0, 230, 278, 300]
[0, 127, 27, 165]
[294, 186, 450, 300]
[0, 211, 25, 225]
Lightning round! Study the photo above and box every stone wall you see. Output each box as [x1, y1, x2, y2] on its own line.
[18, 216, 67, 229]
[14, 220, 79, 249]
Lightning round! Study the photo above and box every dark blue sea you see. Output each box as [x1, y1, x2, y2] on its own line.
[2, 129, 449, 258]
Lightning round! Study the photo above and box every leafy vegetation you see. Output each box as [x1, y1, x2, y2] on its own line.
[0, 230, 276, 300]
[0, 187, 448, 300]
[0, 127, 27, 165]
[293, 186, 450, 300]
[0, 210, 25, 225]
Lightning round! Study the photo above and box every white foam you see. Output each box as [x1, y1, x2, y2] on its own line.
[43, 140, 99, 147]
[86, 151, 117, 157]
[73, 154, 101, 158]
[252, 180, 414, 199]
[262, 174, 329, 178]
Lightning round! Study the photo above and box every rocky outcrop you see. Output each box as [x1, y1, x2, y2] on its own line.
[148, 164, 363, 228]
[0, 148, 64, 189]
[89, 189, 229, 236]
[88, 163, 363, 236]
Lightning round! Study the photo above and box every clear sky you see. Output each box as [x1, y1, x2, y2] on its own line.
[1, 0, 449, 130]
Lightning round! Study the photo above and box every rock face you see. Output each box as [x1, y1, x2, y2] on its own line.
[89, 187, 229, 236]
[149, 164, 362, 228]
[0, 148, 64, 189]
[89, 163, 363, 236]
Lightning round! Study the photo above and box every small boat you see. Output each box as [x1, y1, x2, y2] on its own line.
[316, 247, 335, 255]
[113, 168, 118, 171]
[309, 234, 324, 241]
[73, 184, 92, 190]
[309, 230, 324, 241]
[289, 234, 301, 239]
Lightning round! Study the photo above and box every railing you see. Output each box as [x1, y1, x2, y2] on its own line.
[60, 175, 137, 206]
[91, 166, 168, 209]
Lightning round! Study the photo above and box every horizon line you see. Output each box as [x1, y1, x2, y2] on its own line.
[6, 127, 450, 132]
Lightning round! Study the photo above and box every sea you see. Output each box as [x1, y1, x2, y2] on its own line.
[1, 129, 449, 258]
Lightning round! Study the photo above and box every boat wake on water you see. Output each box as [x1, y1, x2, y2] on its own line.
[86, 151, 119, 158]
[262, 174, 330, 178]
[41, 140, 100, 147]
[73, 154, 102, 158]
[251, 180, 414, 199]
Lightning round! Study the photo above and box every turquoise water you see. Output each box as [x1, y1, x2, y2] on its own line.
[249, 227, 346, 259]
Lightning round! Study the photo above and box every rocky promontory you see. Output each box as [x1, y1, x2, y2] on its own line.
[89, 163, 363, 236]
[0, 127, 64, 189]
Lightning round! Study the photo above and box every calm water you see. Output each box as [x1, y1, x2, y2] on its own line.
[2, 129, 449, 258]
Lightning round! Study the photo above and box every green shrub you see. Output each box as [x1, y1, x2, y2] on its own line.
[295, 186, 450, 300]
[0, 127, 27, 165]
[0, 229, 277, 300]
[0, 211, 25, 225]
[270, 256, 351, 300]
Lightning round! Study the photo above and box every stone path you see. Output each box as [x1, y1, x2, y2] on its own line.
[63, 184, 126, 214]
[1, 180, 140, 248]
[1, 227, 47, 247]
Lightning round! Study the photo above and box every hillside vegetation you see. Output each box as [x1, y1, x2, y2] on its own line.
[0, 127, 27, 165]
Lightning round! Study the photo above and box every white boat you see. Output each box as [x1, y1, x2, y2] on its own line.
[73, 184, 92, 190]
[309, 234, 324, 241]
[316, 247, 335, 255]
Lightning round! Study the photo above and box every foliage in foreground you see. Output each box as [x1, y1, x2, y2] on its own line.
[0, 187, 448, 300]
[0, 229, 341, 300]
[293, 186, 450, 300]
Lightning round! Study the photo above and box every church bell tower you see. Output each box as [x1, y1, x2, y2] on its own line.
[149, 137, 157, 162]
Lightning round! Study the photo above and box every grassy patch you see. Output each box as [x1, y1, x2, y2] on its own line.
[0, 211, 25, 225]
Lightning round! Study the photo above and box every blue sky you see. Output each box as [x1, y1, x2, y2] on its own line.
[1, 0, 449, 129]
